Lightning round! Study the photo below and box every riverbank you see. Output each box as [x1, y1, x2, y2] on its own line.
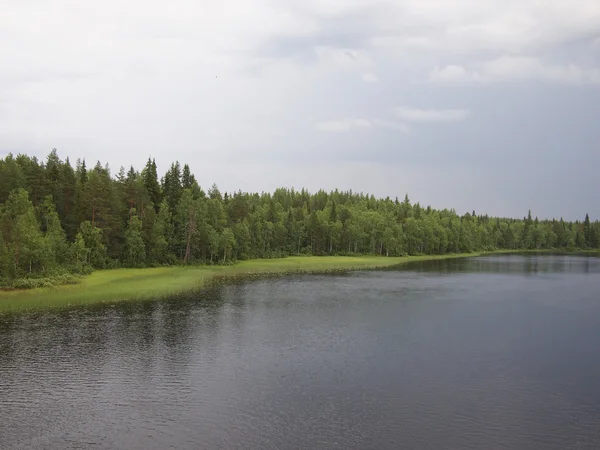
[0, 253, 495, 311]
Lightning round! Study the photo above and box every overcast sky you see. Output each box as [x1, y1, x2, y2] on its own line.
[1, 1, 599, 219]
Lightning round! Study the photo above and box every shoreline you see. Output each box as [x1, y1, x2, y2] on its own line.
[1, 251, 597, 312]
[0, 253, 483, 312]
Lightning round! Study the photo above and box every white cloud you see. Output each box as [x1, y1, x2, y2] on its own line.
[361, 72, 379, 83]
[430, 57, 600, 85]
[429, 65, 474, 83]
[394, 107, 470, 122]
[315, 118, 372, 132]
[485, 56, 557, 80]
[482, 56, 600, 84]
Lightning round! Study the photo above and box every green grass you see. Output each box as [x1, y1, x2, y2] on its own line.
[0, 253, 483, 312]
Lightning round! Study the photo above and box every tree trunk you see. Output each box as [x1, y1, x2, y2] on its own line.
[14, 246, 20, 272]
[183, 213, 195, 264]
[184, 234, 191, 264]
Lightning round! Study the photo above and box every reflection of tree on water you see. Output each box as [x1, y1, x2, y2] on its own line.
[0, 290, 231, 383]
[399, 254, 600, 276]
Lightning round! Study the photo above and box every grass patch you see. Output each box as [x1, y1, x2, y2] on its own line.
[0, 253, 485, 312]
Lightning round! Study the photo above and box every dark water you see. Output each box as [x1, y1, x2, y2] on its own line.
[2, 255, 600, 449]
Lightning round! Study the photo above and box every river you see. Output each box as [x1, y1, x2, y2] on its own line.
[1, 254, 600, 449]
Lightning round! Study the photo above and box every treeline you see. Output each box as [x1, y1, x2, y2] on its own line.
[1, 150, 599, 285]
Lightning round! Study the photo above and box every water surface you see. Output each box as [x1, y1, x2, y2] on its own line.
[1, 255, 600, 449]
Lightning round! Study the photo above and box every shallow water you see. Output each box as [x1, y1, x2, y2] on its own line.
[1, 255, 600, 449]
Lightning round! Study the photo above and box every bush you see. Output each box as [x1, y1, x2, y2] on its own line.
[300, 246, 312, 255]
[5, 273, 83, 290]
[106, 259, 122, 269]
[71, 264, 94, 275]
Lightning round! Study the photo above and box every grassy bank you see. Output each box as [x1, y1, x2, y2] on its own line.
[0, 253, 485, 312]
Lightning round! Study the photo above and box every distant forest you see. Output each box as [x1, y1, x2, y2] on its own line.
[0, 150, 598, 285]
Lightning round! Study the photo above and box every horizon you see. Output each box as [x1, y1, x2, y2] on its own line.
[1, 149, 593, 223]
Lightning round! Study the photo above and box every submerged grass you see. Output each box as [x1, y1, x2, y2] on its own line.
[0, 253, 484, 312]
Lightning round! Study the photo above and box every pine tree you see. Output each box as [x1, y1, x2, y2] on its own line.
[77, 159, 88, 185]
[45, 149, 64, 218]
[61, 158, 78, 239]
[584, 213, 591, 248]
[162, 162, 182, 212]
[182, 163, 197, 190]
[0, 154, 27, 203]
[142, 158, 162, 210]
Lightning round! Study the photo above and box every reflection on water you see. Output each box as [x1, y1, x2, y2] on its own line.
[1, 255, 600, 449]
[401, 253, 600, 275]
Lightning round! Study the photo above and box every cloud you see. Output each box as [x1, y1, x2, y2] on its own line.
[314, 45, 371, 70]
[365, 1, 600, 56]
[316, 117, 410, 133]
[429, 65, 474, 83]
[1, 0, 600, 220]
[315, 118, 372, 132]
[482, 56, 600, 84]
[371, 119, 410, 132]
[361, 72, 379, 82]
[394, 107, 470, 122]
[430, 57, 600, 85]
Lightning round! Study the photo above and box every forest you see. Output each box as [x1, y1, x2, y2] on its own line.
[0, 149, 598, 287]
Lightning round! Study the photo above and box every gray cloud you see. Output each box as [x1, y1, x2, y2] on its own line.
[394, 107, 470, 122]
[361, 72, 379, 83]
[315, 118, 372, 132]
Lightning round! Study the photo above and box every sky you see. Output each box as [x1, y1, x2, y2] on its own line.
[1, 0, 599, 220]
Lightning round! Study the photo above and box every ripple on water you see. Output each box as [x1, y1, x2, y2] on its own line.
[2, 255, 600, 449]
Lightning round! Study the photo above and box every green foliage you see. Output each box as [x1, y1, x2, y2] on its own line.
[79, 221, 107, 268]
[38, 196, 69, 266]
[70, 232, 90, 273]
[220, 227, 236, 263]
[142, 158, 161, 210]
[148, 200, 171, 264]
[123, 209, 146, 267]
[2, 273, 82, 290]
[0, 188, 45, 277]
[1, 150, 599, 289]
